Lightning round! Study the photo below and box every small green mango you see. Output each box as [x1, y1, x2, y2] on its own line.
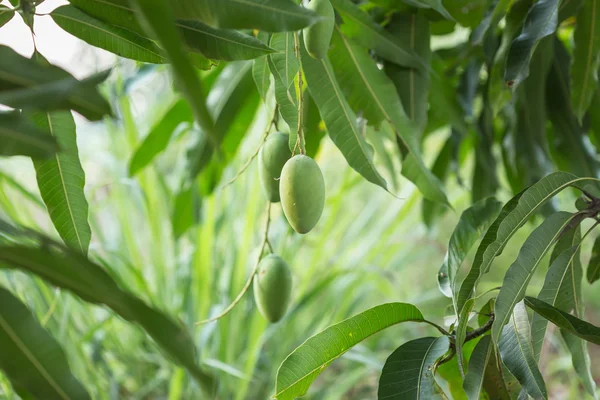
[303, 0, 335, 59]
[575, 196, 589, 211]
[280, 155, 325, 234]
[259, 132, 291, 202]
[253, 254, 292, 323]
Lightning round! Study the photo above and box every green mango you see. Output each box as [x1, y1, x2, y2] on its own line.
[303, 0, 334, 59]
[253, 254, 292, 323]
[280, 155, 325, 234]
[259, 132, 291, 202]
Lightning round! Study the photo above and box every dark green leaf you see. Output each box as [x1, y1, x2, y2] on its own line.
[0, 6, 14, 27]
[169, 0, 319, 31]
[51, 5, 167, 64]
[587, 235, 600, 283]
[571, 0, 600, 122]
[492, 211, 574, 343]
[378, 336, 450, 400]
[0, 112, 59, 158]
[331, 0, 422, 69]
[30, 111, 91, 255]
[275, 303, 427, 400]
[504, 0, 560, 89]
[129, 99, 193, 176]
[472, 0, 511, 44]
[0, 286, 91, 400]
[0, 46, 112, 121]
[463, 336, 493, 400]
[498, 301, 547, 400]
[525, 296, 600, 345]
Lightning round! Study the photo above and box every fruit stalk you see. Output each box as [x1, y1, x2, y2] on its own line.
[294, 32, 306, 156]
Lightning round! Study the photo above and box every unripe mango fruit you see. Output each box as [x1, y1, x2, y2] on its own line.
[259, 132, 291, 202]
[253, 254, 292, 323]
[280, 155, 325, 234]
[303, 0, 334, 59]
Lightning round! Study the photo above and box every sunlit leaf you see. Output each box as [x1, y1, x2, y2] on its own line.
[0, 112, 59, 159]
[0, 286, 91, 400]
[378, 336, 450, 400]
[274, 303, 427, 400]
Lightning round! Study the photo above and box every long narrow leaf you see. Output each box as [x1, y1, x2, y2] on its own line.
[463, 336, 493, 400]
[0, 112, 59, 158]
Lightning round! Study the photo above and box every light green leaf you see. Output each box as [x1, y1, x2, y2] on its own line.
[169, 0, 319, 31]
[504, 0, 560, 89]
[456, 172, 600, 313]
[525, 296, 600, 345]
[30, 111, 91, 255]
[252, 56, 271, 100]
[129, 99, 193, 175]
[571, 0, 600, 122]
[172, 186, 201, 238]
[587, 235, 600, 283]
[331, 0, 422, 69]
[0, 286, 91, 400]
[437, 197, 502, 300]
[0, 6, 14, 28]
[498, 301, 547, 400]
[269, 32, 298, 89]
[0, 112, 59, 159]
[51, 5, 166, 64]
[274, 303, 427, 400]
[422, 137, 452, 228]
[131, 0, 217, 144]
[403, 0, 454, 20]
[492, 212, 575, 344]
[463, 336, 493, 400]
[300, 44, 387, 189]
[378, 336, 450, 400]
[0, 46, 112, 121]
[0, 231, 216, 395]
[455, 298, 476, 377]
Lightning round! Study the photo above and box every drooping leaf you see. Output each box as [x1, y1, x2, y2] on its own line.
[131, 0, 217, 144]
[384, 12, 431, 135]
[504, 0, 560, 89]
[437, 196, 502, 300]
[498, 301, 547, 400]
[51, 5, 167, 64]
[0, 112, 59, 159]
[269, 32, 298, 89]
[377, 336, 450, 400]
[30, 111, 91, 255]
[587, 235, 600, 283]
[331, 0, 422, 69]
[455, 297, 476, 377]
[0, 232, 216, 394]
[274, 303, 427, 400]
[0, 286, 91, 400]
[463, 336, 493, 400]
[302, 91, 325, 158]
[0, 46, 112, 121]
[172, 185, 201, 239]
[472, 0, 511, 44]
[525, 296, 600, 345]
[492, 212, 574, 344]
[571, 0, 600, 122]
[129, 99, 193, 176]
[169, 0, 319, 31]
[456, 171, 598, 313]
[299, 45, 387, 190]
[252, 56, 271, 101]
[0, 6, 14, 28]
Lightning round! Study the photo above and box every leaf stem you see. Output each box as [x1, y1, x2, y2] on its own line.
[195, 202, 272, 325]
[424, 320, 451, 336]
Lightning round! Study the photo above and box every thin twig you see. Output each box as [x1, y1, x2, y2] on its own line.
[424, 320, 451, 336]
[217, 105, 278, 192]
[464, 314, 494, 343]
[195, 202, 272, 325]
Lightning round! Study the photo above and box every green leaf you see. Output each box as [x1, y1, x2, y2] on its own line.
[472, 0, 511, 44]
[300, 45, 387, 190]
[274, 303, 427, 400]
[0, 286, 91, 400]
[378, 336, 450, 400]
[463, 336, 493, 400]
[0, 112, 59, 159]
[331, 0, 422, 69]
[129, 99, 193, 175]
[0, 233, 216, 395]
[403, 0, 454, 20]
[131, 0, 217, 145]
[30, 111, 91, 255]
[571, 0, 600, 122]
[384, 12, 431, 134]
[587, 235, 600, 283]
[0, 6, 14, 28]
[492, 212, 575, 344]
[51, 5, 167, 64]
[456, 171, 599, 314]
[269, 32, 298, 89]
[525, 296, 600, 345]
[252, 56, 271, 100]
[169, 0, 319, 31]
[302, 90, 325, 158]
[437, 197, 502, 300]
[422, 137, 453, 228]
[0, 46, 112, 121]
[504, 0, 560, 89]
[172, 186, 201, 238]
[498, 301, 547, 400]
[455, 298, 476, 377]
